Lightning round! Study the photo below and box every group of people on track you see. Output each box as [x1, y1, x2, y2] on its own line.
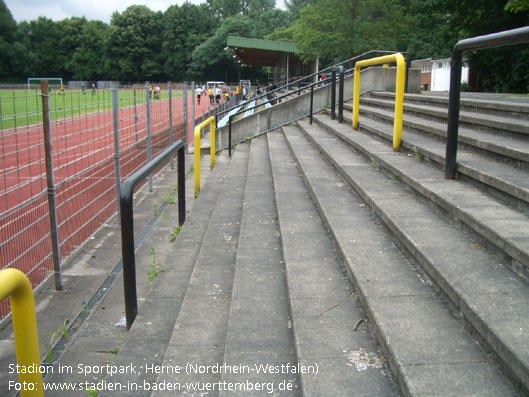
[195, 84, 231, 105]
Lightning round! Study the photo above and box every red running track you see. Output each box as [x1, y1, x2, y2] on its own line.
[0, 92, 213, 320]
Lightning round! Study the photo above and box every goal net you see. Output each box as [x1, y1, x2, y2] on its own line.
[27, 77, 63, 90]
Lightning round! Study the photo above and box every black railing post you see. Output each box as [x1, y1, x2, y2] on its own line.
[310, 85, 314, 125]
[120, 181, 137, 330]
[120, 140, 184, 329]
[444, 26, 529, 180]
[338, 66, 344, 123]
[178, 146, 186, 226]
[331, 69, 336, 120]
[405, 54, 411, 93]
[445, 51, 463, 179]
[229, 115, 233, 157]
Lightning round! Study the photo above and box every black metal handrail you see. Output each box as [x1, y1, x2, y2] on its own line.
[120, 140, 186, 329]
[227, 72, 335, 156]
[217, 49, 411, 122]
[445, 26, 529, 179]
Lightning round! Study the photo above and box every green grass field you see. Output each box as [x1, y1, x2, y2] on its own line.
[0, 88, 184, 130]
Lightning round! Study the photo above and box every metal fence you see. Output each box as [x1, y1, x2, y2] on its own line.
[0, 81, 215, 325]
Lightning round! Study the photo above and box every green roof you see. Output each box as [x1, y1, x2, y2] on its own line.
[227, 36, 299, 54]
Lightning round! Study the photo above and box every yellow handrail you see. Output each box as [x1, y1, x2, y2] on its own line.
[0, 269, 43, 396]
[194, 116, 216, 197]
[353, 53, 405, 151]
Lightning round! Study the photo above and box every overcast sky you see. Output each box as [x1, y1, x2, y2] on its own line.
[5, 0, 207, 23]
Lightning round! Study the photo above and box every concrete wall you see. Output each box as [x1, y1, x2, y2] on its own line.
[216, 66, 420, 151]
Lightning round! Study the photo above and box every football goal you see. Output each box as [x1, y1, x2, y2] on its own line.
[27, 77, 63, 90]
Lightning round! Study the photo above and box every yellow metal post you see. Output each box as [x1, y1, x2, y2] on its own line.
[0, 269, 44, 397]
[193, 116, 216, 197]
[194, 125, 201, 197]
[353, 53, 405, 151]
[210, 118, 216, 169]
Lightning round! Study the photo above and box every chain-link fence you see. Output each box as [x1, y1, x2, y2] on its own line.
[0, 81, 216, 325]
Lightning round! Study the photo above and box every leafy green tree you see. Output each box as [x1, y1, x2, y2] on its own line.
[190, 15, 254, 80]
[252, 9, 293, 38]
[441, 0, 529, 92]
[162, 3, 216, 81]
[246, 0, 276, 16]
[291, 0, 407, 62]
[406, 0, 454, 59]
[0, 0, 18, 81]
[505, 0, 529, 12]
[67, 20, 108, 80]
[55, 17, 90, 80]
[207, 0, 243, 20]
[283, 0, 314, 19]
[23, 17, 67, 78]
[105, 5, 164, 82]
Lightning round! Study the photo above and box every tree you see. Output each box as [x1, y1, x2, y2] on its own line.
[22, 17, 67, 78]
[283, 0, 314, 19]
[291, 0, 407, 62]
[405, 0, 454, 60]
[67, 21, 108, 80]
[105, 5, 164, 82]
[56, 17, 90, 80]
[0, 0, 18, 81]
[162, 3, 216, 81]
[190, 15, 255, 80]
[207, 0, 243, 20]
[441, 0, 529, 92]
[252, 9, 293, 38]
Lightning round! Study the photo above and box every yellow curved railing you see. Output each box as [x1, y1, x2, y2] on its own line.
[0, 269, 43, 396]
[353, 53, 405, 152]
[194, 116, 216, 197]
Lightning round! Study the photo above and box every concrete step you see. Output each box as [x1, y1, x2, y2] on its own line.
[148, 142, 250, 395]
[268, 130, 398, 395]
[317, 111, 529, 275]
[297, 116, 529, 394]
[345, 100, 529, 165]
[97, 151, 234, 395]
[339, 106, 529, 211]
[220, 135, 301, 396]
[359, 95, 529, 136]
[372, 91, 529, 122]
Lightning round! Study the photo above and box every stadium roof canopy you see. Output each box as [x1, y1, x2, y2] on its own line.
[226, 36, 301, 67]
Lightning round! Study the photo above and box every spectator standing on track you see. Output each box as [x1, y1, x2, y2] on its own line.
[196, 86, 203, 105]
[215, 85, 221, 104]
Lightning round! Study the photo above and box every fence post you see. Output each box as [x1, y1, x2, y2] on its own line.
[145, 83, 152, 192]
[338, 66, 344, 123]
[229, 115, 232, 157]
[133, 85, 138, 146]
[331, 70, 336, 120]
[178, 146, 186, 226]
[168, 81, 174, 170]
[310, 85, 314, 125]
[183, 82, 188, 152]
[111, 87, 121, 223]
[191, 82, 196, 142]
[40, 81, 62, 291]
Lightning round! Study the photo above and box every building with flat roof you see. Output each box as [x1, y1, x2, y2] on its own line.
[226, 36, 315, 84]
[412, 58, 470, 91]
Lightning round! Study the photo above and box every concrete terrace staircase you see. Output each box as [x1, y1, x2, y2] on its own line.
[103, 92, 529, 396]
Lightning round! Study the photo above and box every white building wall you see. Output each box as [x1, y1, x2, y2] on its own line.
[431, 59, 469, 91]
